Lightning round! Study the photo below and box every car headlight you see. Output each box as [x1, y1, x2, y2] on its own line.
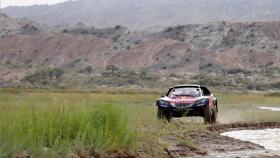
[194, 98, 209, 107]
[157, 100, 172, 107]
[159, 100, 170, 105]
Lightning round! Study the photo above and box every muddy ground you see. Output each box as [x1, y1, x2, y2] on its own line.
[165, 122, 280, 158]
[17, 122, 280, 158]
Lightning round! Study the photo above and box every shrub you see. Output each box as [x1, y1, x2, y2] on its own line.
[104, 65, 120, 77]
[114, 25, 122, 30]
[227, 68, 245, 74]
[166, 27, 173, 32]
[192, 73, 225, 87]
[62, 29, 68, 33]
[265, 92, 280, 97]
[268, 82, 280, 90]
[79, 66, 94, 74]
[23, 68, 64, 86]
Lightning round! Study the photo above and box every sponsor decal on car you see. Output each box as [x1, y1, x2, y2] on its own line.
[170, 98, 196, 104]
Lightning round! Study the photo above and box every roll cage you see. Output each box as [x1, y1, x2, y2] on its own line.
[166, 85, 212, 97]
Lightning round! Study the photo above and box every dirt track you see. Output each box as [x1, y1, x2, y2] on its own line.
[165, 122, 280, 158]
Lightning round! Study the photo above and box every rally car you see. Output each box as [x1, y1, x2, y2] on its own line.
[156, 85, 218, 124]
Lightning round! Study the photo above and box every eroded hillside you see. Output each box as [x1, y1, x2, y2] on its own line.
[1, 13, 280, 89]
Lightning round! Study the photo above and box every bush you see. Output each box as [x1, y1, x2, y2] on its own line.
[79, 66, 94, 74]
[104, 65, 120, 77]
[227, 68, 245, 74]
[265, 92, 280, 97]
[192, 73, 224, 87]
[23, 68, 64, 86]
[62, 29, 68, 33]
[114, 25, 122, 30]
[267, 82, 280, 90]
[100, 68, 159, 87]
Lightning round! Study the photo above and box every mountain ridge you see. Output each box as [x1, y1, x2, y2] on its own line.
[3, 0, 280, 30]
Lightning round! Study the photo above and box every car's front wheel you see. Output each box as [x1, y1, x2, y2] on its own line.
[157, 107, 172, 122]
[157, 107, 165, 119]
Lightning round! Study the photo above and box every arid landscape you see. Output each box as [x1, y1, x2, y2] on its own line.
[1, 0, 280, 157]
[1, 11, 280, 90]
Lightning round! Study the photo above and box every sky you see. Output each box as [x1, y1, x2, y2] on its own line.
[1, 0, 69, 8]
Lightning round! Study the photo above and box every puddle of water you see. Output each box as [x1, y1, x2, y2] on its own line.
[221, 128, 280, 151]
[259, 107, 280, 112]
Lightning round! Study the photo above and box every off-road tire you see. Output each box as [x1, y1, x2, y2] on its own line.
[157, 107, 172, 122]
[157, 107, 165, 119]
[211, 106, 217, 124]
[204, 105, 212, 124]
[165, 112, 172, 122]
[214, 99, 218, 112]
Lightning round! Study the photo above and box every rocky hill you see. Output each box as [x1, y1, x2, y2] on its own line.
[0, 13, 280, 89]
[0, 13, 47, 38]
[0, 13, 20, 37]
[3, 0, 280, 30]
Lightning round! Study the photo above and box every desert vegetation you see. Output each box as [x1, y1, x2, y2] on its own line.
[0, 89, 280, 157]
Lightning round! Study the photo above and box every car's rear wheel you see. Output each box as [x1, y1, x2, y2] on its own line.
[204, 104, 218, 124]
[204, 105, 212, 124]
[211, 106, 217, 124]
[214, 99, 218, 112]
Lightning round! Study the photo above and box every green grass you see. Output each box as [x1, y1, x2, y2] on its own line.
[0, 89, 280, 157]
[0, 91, 138, 157]
[217, 92, 280, 123]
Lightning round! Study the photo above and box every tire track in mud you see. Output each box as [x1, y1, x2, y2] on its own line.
[165, 122, 280, 158]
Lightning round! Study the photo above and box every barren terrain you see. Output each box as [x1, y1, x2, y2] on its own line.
[1, 13, 280, 89]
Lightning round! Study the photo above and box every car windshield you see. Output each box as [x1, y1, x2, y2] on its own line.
[169, 87, 201, 97]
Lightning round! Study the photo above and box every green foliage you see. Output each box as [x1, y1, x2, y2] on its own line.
[265, 82, 280, 90]
[1, 89, 280, 157]
[100, 67, 159, 87]
[104, 65, 120, 77]
[265, 92, 280, 97]
[216, 92, 280, 123]
[0, 93, 136, 157]
[61, 29, 68, 33]
[114, 25, 122, 30]
[226, 68, 251, 75]
[192, 73, 228, 87]
[139, 70, 157, 81]
[23, 68, 64, 86]
[79, 66, 94, 74]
